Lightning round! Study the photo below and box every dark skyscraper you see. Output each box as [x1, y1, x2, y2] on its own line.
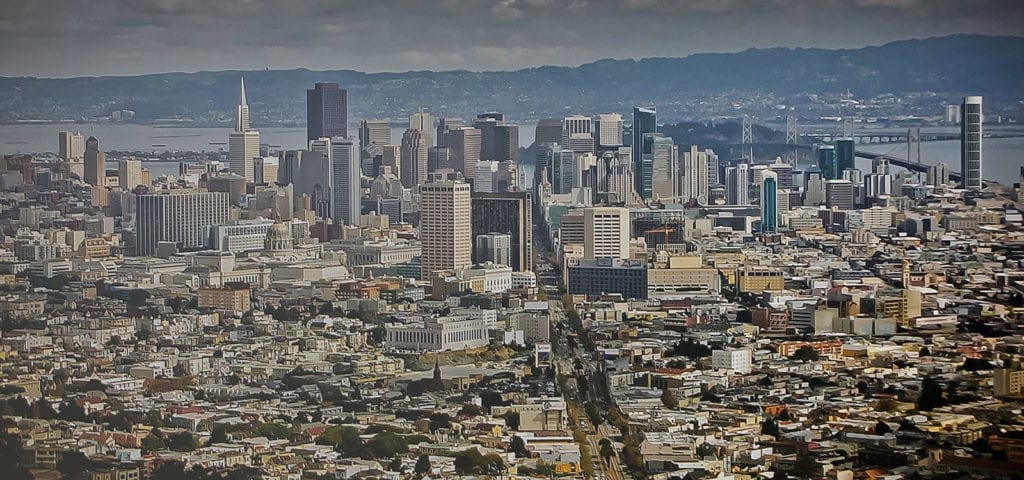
[84, 136, 105, 186]
[632, 107, 656, 199]
[535, 118, 563, 147]
[307, 82, 348, 141]
[473, 113, 518, 164]
[834, 138, 855, 175]
[495, 125, 519, 164]
[817, 145, 838, 180]
[474, 116, 499, 161]
[471, 191, 533, 272]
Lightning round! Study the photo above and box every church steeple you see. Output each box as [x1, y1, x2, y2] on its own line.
[235, 77, 251, 132]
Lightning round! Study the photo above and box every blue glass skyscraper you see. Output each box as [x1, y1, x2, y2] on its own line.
[632, 107, 657, 199]
[817, 145, 838, 180]
[760, 171, 778, 233]
[835, 138, 856, 175]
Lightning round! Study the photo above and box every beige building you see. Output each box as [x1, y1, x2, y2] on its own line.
[994, 366, 1024, 397]
[198, 284, 251, 314]
[584, 207, 629, 260]
[420, 175, 472, 279]
[736, 267, 785, 293]
[118, 159, 142, 189]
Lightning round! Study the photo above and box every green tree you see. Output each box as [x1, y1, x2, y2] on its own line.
[453, 449, 485, 475]
[599, 439, 615, 465]
[167, 431, 196, 452]
[918, 376, 946, 411]
[428, 412, 452, 432]
[791, 345, 820, 362]
[661, 388, 678, 409]
[509, 435, 530, 458]
[405, 434, 431, 445]
[458, 404, 484, 417]
[103, 412, 133, 431]
[504, 411, 520, 430]
[585, 402, 602, 426]
[256, 422, 293, 440]
[414, 453, 431, 474]
[152, 460, 186, 480]
[761, 418, 780, 438]
[58, 400, 87, 421]
[57, 451, 93, 479]
[141, 433, 165, 452]
[622, 443, 644, 471]
[366, 431, 408, 459]
[332, 427, 364, 458]
[671, 339, 712, 360]
[453, 449, 504, 475]
[208, 425, 229, 445]
[874, 420, 892, 435]
[0, 433, 33, 480]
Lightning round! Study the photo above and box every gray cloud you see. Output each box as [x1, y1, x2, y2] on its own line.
[0, 0, 1021, 77]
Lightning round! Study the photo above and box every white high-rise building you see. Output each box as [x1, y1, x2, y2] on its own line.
[329, 137, 362, 225]
[58, 131, 85, 160]
[594, 113, 623, 148]
[475, 160, 500, 193]
[584, 207, 629, 260]
[563, 115, 594, 153]
[420, 175, 472, 279]
[229, 77, 260, 182]
[119, 159, 143, 189]
[359, 119, 392, 147]
[960, 95, 983, 190]
[135, 191, 230, 256]
[725, 163, 750, 205]
[681, 144, 710, 203]
[648, 136, 678, 201]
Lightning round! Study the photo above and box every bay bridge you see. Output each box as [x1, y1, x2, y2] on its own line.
[726, 115, 1023, 184]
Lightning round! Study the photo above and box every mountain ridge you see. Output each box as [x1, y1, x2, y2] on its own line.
[1, 34, 1022, 124]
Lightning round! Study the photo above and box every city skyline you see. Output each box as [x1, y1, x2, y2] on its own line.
[1, 0, 1022, 77]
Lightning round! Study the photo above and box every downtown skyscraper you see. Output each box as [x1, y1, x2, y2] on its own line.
[760, 171, 778, 233]
[229, 77, 260, 182]
[632, 107, 657, 199]
[307, 82, 348, 141]
[400, 128, 429, 188]
[84, 135, 105, 187]
[961, 95, 983, 190]
[328, 137, 362, 225]
[135, 191, 230, 256]
[420, 174, 472, 279]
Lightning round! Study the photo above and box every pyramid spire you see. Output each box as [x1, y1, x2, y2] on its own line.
[235, 76, 251, 132]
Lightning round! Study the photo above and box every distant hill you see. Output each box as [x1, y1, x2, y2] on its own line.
[1, 34, 1021, 124]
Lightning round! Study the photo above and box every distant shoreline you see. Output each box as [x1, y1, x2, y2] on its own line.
[0, 121, 306, 129]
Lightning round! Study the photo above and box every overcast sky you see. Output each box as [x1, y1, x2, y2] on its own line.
[2, 0, 1023, 77]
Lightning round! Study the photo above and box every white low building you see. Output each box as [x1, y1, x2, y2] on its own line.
[385, 314, 489, 352]
[711, 348, 752, 374]
[461, 262, 513, 293]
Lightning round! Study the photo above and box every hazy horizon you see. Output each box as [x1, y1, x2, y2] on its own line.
[5, 33, 1023, 80]
[2, 0, 1023, 78]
